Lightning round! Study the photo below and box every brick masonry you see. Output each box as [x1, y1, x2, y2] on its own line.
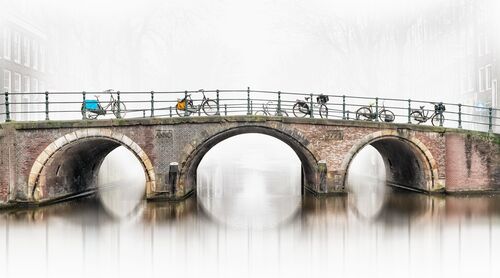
[0, 116, 498, 206]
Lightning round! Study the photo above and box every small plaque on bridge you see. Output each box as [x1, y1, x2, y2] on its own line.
[324, 130, 343, 140]
[156, 129, 173, 139]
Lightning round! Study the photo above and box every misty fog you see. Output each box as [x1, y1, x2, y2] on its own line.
[3, 0, 499, 105]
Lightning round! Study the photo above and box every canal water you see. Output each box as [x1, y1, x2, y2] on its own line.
[1, 134, 499, 278]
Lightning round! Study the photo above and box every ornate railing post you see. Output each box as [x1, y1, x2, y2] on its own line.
[184, 91, 188, 117]
[45, 91, 49, 121]
[458, 104, 462, 129]
[169, 106, 172, 117]
[309, 93, 314, 118]
[116, 91, 122, 118]
[277, 91, 282, 116]
[82, 91, 86, 119]
[247, 87, 251, 115]
[342, 95, 346, 120]
[5, 92, 10, 122]
[489, 107, 493, 133]
[251, 101, 253, 114]
[216, 89, 220, 115]
[375, 97, 379, 122]
[224, 104, 227, 116]
[150, 91, 154, 117]
[407, 99, 411, 124]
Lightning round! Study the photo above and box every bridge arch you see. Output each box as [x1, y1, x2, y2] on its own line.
[27, 129, 156, 202]
[340, 130, 440, 192]
[178, 125, 319, 195]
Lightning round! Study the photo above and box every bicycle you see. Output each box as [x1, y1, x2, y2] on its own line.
[81, 89, 126, 119]
[410, 102, 445, 126]
[355, 103, 395, 122]
[254, 101, 288, 116]
[176, 89, 218, 117]
[292, 94, 329, 118]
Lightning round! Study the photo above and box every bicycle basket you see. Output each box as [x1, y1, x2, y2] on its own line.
[434, 103, 445, 112]
[317, 95, 329, 104]
[84, 99, 99, 110]
[176, 99, 186, 110]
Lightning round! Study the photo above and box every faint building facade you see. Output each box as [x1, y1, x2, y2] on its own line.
[0, 10, 47, 121]
[402, 0, 498, 130]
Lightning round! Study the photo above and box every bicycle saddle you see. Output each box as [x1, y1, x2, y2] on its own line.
[94, 95, 101, 98]
[305, 97, 310, 101]
[419, 106, 425, 109]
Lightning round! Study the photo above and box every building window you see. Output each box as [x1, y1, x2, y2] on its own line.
[32, 40, 38, 70]
[479, 67, 485, 92]
[22, 76, 30, 121]
[3, 28, 11, 60]
[23, 76, 30, 93]
[23, 36, 30, 67]
[40, 45, 45, 73]
[3, 70, 11, 92]
[32, 78, 38, 92]
[13, 73, 21, 93]
[485, 64, 492, 90]
[13, 32, 21, 63]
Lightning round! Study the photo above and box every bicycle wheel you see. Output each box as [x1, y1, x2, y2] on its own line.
[378, 109, 395, 122]
[276, 110, 288, 117]
[202, 100, 218, 116]
[293, 103, 309, 117]
[319, 104, 328, 118]
[431, 113, 445, 126]
[255, 111, 267, 116]
[355, 107, 372, 120]
[176, 103, 193, 117]
[81, 104, 98, 120]
[409, 111, 424, 124]
[111, 101, 127, 118]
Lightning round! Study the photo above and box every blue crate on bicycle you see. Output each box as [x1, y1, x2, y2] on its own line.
[84, 99, 100, 111]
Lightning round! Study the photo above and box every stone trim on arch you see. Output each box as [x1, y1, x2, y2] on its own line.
[27, 128, 156, 201]
[176, 124, 320, 196]
[339, 130, 441, 192]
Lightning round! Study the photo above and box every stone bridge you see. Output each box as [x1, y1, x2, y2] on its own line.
[0, 116, 499, 207]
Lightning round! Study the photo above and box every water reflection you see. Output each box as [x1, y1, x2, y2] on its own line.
[196, 134, 302, 229]
[97, 146, 146, 219]
[1, 190, 500, 277]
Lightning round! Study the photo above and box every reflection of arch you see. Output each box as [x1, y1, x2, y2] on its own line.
[28, 129, 155, 202]
[340, 131, 440, 192]
[179, 125, 319, 194]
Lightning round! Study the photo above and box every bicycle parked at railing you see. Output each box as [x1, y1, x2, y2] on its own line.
[81, 89, 126, 119]
[254, 101, 288, 116]
[410, 102, 445, 126]
[176, 89, 218, 116]
[355, 103, 395, 122]
[292, 94, 329, 118]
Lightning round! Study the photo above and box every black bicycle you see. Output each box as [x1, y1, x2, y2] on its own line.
[176, 89, 218, 116]
[410, 102, 445, 126]
[292, 94, 329, 118]
[355, 103, 395, 122]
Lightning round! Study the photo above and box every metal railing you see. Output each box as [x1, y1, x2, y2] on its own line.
[0, 88, 499, 133]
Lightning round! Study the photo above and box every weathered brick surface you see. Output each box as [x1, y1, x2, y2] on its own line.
[446, 133, 500, 191]
[0, 129, 7, 202]
[0, 116, 498, 205]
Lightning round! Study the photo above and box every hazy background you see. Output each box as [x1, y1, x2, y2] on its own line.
[2, 0, 499, 105]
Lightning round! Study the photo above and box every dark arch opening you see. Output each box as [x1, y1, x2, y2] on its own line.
[180, 126, 319, 195]
[345, 137, 433, 192]
[34, 137, 149, 201]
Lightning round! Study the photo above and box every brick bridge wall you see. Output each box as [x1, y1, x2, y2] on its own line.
[0, 116, 498, 206]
